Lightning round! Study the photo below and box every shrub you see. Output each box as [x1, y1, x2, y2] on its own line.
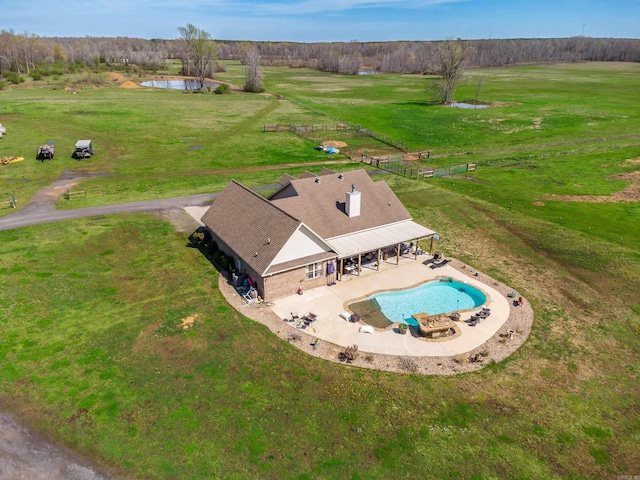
[214, 83, 230, 94]
[2, 71, 23, 84]
[397, 356, 418, 372]
[31, 72, 42, 81]
[212, 250, 233, 272]
[207, 240, 218, 255]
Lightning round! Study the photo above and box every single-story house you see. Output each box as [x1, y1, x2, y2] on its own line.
[201, 169, 436, 300]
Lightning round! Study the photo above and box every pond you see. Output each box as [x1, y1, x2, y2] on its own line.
[140, 79, 219, 90]
[450, 102, 489, 109]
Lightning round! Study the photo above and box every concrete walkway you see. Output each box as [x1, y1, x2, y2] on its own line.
[269, 256, 511, 357]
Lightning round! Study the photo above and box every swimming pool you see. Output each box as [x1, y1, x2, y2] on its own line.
[354, 279, 486, 327]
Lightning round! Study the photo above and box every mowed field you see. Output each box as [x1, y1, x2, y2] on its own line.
[0, 62, 639, 479]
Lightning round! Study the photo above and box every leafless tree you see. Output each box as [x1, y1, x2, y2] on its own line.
[426, 39, 468, 104]
[243, 45, 264, 93]
[1, 30, 639, 81]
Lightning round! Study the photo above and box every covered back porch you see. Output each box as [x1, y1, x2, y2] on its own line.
[327, 221, 437, 281]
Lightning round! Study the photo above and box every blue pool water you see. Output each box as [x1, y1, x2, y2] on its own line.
[364, 280, 486, 327]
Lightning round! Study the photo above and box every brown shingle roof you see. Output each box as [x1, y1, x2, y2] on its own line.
[269, 169, 412, 239]
[201, 181, 306, 276]
[278, 173, 295, 187]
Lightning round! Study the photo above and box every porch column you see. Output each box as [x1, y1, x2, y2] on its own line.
[430, 236, 434, 254]
[396, 243, 401, 265]
[414, 239, 419, 260]
[376, 248, 381, 271]
[357, 254, 362, 274]
[339, 258, 344, 281]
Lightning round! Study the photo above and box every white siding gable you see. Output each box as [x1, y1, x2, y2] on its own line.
[272, 225, 331, 264]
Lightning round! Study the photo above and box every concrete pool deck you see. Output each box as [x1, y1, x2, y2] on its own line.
[268, 256, 512, 357]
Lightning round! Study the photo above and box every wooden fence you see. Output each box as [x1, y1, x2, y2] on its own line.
[1, 193, 17, 209]
[65, 186, 87, 200]
[364, 157, 477, 180]
[263, 123, 409, 151]
[263, 123, 350, 133]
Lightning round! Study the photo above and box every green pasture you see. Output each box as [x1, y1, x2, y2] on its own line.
[0, 62, 639, 479]
[1, 62, 639, 247]
[0, 193, 638, 479]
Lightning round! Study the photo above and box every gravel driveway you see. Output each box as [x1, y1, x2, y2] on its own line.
[0, 413, 114, 480]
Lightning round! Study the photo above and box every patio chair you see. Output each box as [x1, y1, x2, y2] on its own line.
[303, 312, 318, 325]
[467, 317, 480, 327]
[242, 287, 259, 306]
[430, 259, 450, 269]
[466, 312, 485, 326]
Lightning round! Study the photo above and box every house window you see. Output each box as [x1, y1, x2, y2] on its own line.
[305, 262, 323, 280]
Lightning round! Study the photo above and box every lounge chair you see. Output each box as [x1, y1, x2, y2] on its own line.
[430, 259, 450, 269]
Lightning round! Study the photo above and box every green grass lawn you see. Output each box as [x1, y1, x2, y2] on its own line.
[0, 63, 639, 479]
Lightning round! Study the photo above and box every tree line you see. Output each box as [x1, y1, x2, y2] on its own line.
[2, 30, 638, 77]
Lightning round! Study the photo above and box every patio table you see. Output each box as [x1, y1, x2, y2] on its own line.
[344, 265, 358, 276]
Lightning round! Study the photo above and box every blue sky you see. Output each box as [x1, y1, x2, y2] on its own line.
[1, 0, 639, 42]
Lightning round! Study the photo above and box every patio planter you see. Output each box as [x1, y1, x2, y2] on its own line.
[398, 324, 408, 335]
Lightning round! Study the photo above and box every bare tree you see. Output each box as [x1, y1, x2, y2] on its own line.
[425, 39, 468, 104]
[177, 24, 216, 88]
[243, 45, 264, 93]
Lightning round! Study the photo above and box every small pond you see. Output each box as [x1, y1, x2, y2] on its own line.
[140, 79, 219, 90]
[450, 102, 489, 109]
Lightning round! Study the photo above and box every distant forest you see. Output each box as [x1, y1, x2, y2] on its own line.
[1, 31, 639, 77]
